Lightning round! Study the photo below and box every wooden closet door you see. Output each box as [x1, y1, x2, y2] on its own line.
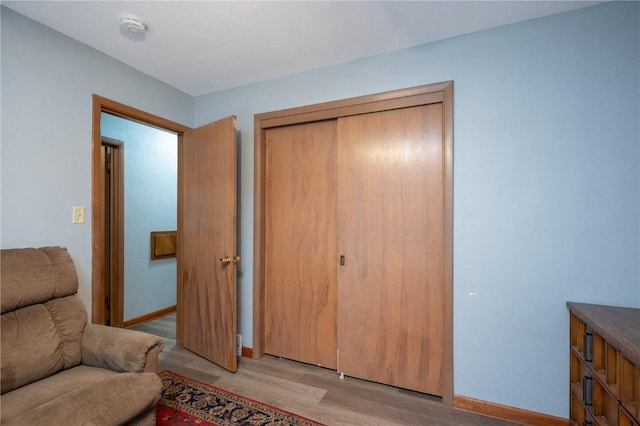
[337, 104, 445, 395]
[264, 120, 338, 368]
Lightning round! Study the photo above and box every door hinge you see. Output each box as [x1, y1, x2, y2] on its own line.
[105, 149, 112, 172]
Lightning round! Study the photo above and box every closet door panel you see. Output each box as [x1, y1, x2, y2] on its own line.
[264, 120, 338, 368]
[337, 104, 445, 395]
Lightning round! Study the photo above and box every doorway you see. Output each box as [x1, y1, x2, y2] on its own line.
[91, 96, 189, 326]
[92, 95, 241, 372]
[100, 114, 179, 327]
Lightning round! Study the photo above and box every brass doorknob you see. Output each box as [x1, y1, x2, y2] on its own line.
[219, 256, 240, 266]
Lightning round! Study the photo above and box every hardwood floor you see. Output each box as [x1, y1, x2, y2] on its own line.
[130, 314, 516, 426]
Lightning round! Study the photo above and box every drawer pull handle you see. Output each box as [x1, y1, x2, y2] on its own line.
[583, 330, 593, 362]
[582, 376, 592, 406]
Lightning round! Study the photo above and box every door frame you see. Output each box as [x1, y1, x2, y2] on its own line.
[100, 136, 124, 327]
[91, 95, 189, 328]
[253, 81, 454, 403]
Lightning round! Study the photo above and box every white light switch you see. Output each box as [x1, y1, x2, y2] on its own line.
[72, 206, 85, 224]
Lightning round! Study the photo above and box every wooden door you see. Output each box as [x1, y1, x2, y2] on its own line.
[264, 120, 338, 368]
[178, 116, 239, 372]
[337, 104, 445, 395]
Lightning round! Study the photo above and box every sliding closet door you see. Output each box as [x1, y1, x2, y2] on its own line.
[264, 120, 338, 368]
[337, 104, 445, 395]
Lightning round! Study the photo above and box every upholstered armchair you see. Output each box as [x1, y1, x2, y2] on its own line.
[1, 246, 165, 425]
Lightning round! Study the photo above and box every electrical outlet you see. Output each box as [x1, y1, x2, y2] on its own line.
[72, 206, 85, 224]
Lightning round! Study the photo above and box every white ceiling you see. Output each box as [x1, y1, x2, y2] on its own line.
[3, 1, 602, 97]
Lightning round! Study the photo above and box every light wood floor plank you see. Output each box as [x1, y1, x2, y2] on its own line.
[130, 314, 516, 426]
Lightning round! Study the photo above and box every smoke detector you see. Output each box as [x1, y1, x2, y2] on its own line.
[120, 16, 147, 40]
[121, 16, 146, 34]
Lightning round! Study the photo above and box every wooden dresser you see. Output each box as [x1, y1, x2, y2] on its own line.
[568, 302, 640, 425]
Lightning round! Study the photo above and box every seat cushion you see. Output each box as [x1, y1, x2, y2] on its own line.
[1, 366, 116, 422]
[1, 365, 161, 425]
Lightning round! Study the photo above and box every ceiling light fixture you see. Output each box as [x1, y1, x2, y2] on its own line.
[120, 16, 147, 41]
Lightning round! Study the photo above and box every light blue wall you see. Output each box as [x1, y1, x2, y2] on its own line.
[101, 113, 177, 320]
[2, 1, 639, 419]
[0, 7, 192, 311]
[194, 2, 640, 418]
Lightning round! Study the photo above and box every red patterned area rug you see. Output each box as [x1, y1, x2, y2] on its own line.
[157, 370, 326, 426]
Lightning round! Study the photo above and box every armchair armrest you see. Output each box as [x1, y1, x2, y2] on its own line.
[81, 323, 164, 373]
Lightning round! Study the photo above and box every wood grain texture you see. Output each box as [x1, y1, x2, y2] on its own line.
[104, 142, 124, 327]
[441, 82, 454, 405]
[568, 302, 640, 424]
[264, 121, 338, 368]
[567, 302, 640, 366]
[253, 82, 454, 403]
[337, 104, 445, 396]
[150, 231, 177, 259]
[253, 124, 267, 358]
[179, 116, 238, 372]
[131, 314, 518, 426]
[92, 96, 108, 324]
[255, 84, 447, 129]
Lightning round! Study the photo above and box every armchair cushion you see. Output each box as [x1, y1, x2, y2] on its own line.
[2, 369, 161, 426]
[82, 323, 164, 373]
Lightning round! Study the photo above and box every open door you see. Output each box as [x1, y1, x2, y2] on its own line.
[178, 116, 239, 372]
